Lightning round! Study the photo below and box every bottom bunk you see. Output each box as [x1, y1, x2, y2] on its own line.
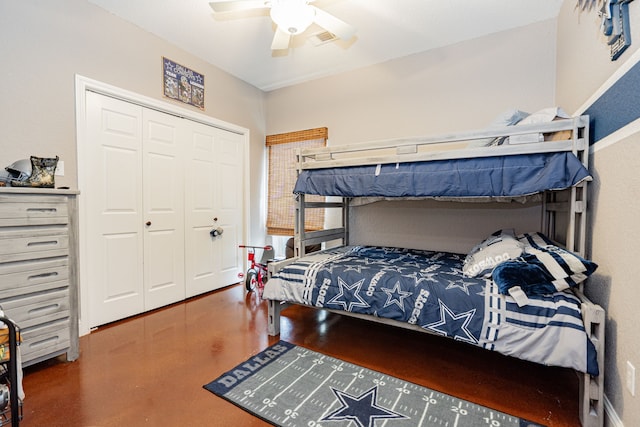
[264, 241, 605, 427]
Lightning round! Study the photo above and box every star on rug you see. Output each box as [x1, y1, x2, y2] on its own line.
[322, 386, 406, 427]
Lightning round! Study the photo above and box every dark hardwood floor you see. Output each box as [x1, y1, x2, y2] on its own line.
[19, 284, 581, 426]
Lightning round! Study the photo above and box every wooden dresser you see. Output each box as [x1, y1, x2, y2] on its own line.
[0, 188, 79, 366]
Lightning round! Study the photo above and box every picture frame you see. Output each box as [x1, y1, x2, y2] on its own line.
[162, 57, 205, 110]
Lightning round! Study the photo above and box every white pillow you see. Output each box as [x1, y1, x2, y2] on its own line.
[507, 107, 570, 144]
[516, 107, 569, 125]
[467, 109, 530, 148]
[462, 229, 524, 278]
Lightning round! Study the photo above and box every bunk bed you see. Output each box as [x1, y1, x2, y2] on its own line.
[262, 113, 605, 427]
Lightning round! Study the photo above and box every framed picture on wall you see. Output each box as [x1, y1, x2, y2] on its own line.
[162, 57, 205, 110]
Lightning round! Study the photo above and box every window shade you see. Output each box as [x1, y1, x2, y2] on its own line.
[266, 128, 327, 236]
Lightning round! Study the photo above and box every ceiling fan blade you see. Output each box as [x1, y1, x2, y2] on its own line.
[271, 27, 291, 50]
[209, 0, 269, 13]
[311, 6, 356, 41]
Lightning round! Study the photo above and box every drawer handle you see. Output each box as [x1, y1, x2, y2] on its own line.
[28, 304, 61, 316]
[27, 208, 58, 213]
[28, 336, 60, 349]
[28, 272, 59, 281]
[27, 240, 59, 247]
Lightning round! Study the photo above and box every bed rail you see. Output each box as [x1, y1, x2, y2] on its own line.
[296, 116, 589, 171]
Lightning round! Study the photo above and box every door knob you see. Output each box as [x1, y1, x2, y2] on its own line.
[213, 217, 218, 222]
[145, 221, 152, 226]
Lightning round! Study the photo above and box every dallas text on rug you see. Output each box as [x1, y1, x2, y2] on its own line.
[204, 341, 544, 427]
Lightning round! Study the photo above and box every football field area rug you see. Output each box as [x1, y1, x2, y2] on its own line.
[204, 341, 544, 427]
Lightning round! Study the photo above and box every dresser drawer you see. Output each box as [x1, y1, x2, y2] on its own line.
[0, 226, 69, 262]
[0, 288, 70, 329]
[0, 195, 69, 227]
[20, 318, 71, 363]
[0, 258, 69, 298]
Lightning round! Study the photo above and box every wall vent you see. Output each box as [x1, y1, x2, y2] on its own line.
[309, 31, 338, 46]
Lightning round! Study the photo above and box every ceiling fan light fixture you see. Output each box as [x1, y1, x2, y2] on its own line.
[270, 1, 315, 34]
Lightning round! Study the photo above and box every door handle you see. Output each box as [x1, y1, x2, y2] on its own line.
[145, 221, 152, 226]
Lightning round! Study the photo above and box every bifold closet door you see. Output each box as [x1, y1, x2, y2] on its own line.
[142, 108, 185, 310]
[184, 121, 243, 297]
[85, 92, 145, 326]
[85, 93, 185, 327]
[213, 129, 244, 287]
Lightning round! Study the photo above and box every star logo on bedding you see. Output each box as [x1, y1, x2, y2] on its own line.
[402, 270, 439, 286]
[380, 247, 400, 256]
[343, 264, 368, 274]
[400, 260, 423, 270]
[444, 274, 477, 296]
[425, 301, 478, 344]
[430, 252, 446, 262]
[327, 277, 370, 311]
[321, 386, 407, 427]
[320, 264, 339, 275]
[406, 250, 432, 260]
[382, 281, 411, 312]
[389, 253, 410, 263]
[476, 287, 487, 298]
[362, 257, 388, 267]
[381, 264, 406, 274]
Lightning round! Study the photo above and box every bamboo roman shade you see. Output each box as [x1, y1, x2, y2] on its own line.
[266, 127, 327, 236]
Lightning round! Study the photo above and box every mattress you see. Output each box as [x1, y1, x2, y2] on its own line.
[263, 245, 599, 376]
[293, 152, 591, 199]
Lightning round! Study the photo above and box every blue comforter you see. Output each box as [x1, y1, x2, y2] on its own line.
[263, 246, 599, 376]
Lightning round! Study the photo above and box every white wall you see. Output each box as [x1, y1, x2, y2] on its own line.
[349, 200, 541, 254]
[266, 20, 558, 142]
[556, 2, 640, 426]
[266, 19, 558, 249]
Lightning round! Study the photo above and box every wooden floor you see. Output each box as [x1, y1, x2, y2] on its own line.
[19, 283, 581, 426]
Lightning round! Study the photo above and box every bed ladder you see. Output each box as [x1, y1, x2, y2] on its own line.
[541, 115, 590, 259]
[573, 288, 605, 427]
[294, 194, 349, 257]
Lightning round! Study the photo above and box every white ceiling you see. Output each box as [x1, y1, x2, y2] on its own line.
[88, 0, 565, 92]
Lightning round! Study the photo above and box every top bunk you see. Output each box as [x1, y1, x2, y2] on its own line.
[294, 113, 590, 200]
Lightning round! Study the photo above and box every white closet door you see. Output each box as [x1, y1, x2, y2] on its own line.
[184, 122, 243, 296]
[215, 129, 244, 286]
[142, 109, 186, 310]
[85, 92, 145, 326]
[84, 90, 245, 328]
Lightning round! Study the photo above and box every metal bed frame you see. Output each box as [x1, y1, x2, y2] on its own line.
[267, 115, 604, 427]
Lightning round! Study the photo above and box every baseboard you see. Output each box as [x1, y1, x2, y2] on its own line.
[605, 394, 624, 427]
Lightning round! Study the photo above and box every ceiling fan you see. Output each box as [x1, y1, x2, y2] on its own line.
[209, 0, 357, 50]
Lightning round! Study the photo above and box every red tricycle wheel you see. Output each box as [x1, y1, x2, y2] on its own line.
[245, 269, 258, 292]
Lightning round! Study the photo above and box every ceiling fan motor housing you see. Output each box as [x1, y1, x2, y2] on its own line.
[270, 0, 315, 34]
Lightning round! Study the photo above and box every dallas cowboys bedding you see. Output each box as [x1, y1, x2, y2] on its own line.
[262, 242, 599, 376]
